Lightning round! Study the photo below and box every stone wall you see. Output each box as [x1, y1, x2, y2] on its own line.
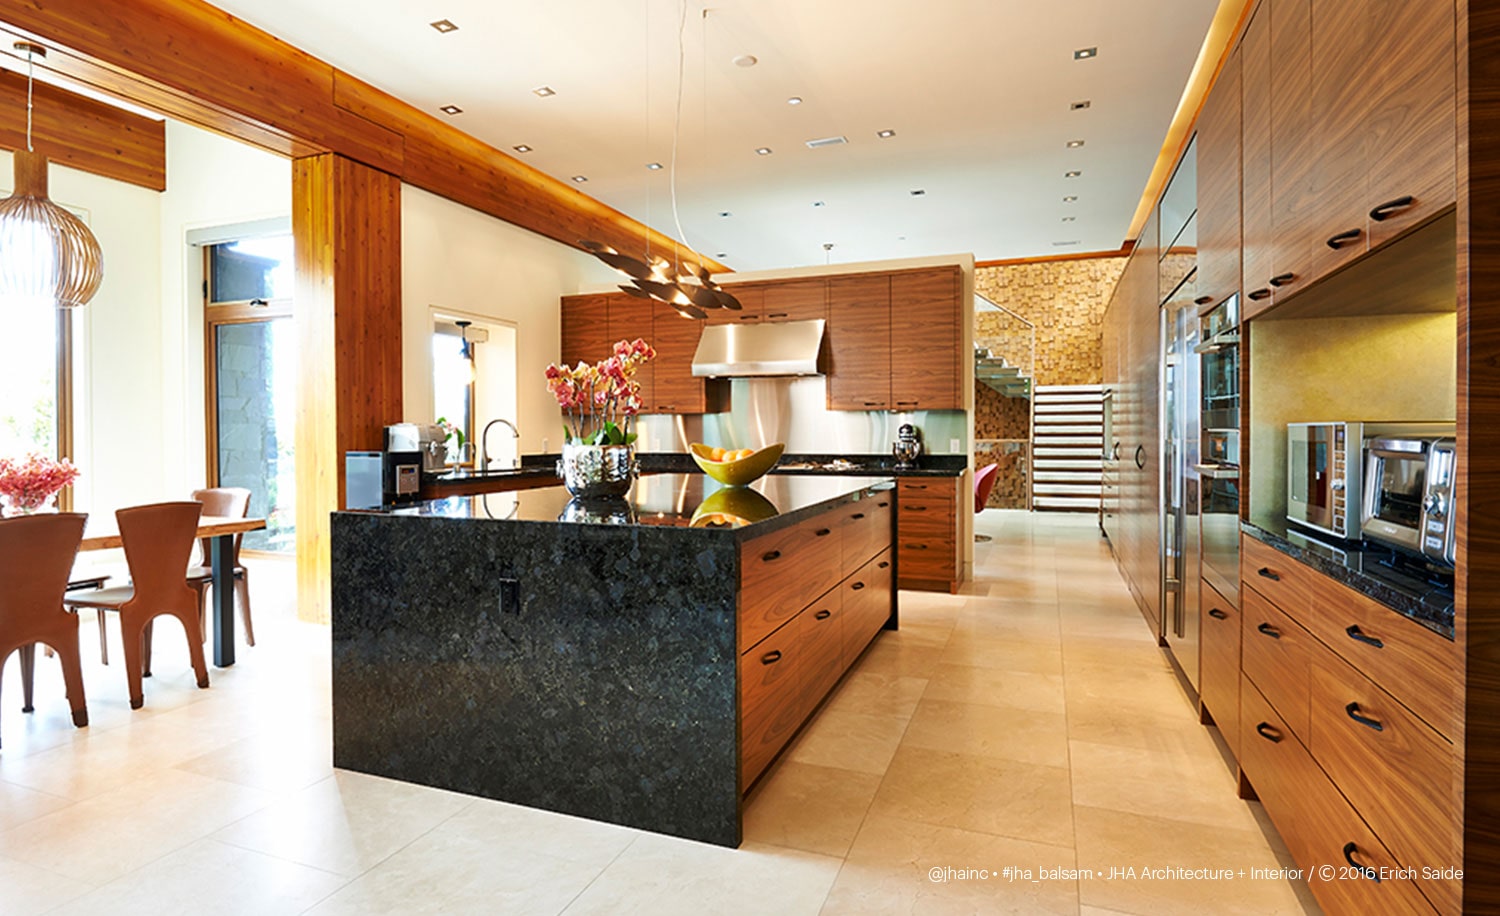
[973, 255, 1127, 387]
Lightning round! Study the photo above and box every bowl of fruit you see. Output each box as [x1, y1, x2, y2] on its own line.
[689, 442, 785, 486]
[689, 487, 780, 527]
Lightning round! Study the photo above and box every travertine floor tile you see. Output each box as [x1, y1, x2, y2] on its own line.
[0, 853, 95, 916]
[820, 671, 929, 720]
[902, 699, 1071, 768]
[784, 708, 911, 775]
[922, 663, 1068, 715]
[743, 761, 883, 857]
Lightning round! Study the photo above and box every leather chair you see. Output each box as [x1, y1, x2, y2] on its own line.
[185, 487, 254, 648]
[974, 462, 1000, 543]
[66, 502, 210, 709]
[0, 513, 89, 746]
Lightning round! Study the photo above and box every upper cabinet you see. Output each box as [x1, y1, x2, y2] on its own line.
[1197, 48, 1241, 311]
[1234, 0, 1456, 320]
[559, 293, 727, 415]
[560, 294, 611, 368]
[827, 274, 893, 411]
[709, 279, 827, 325]
[890, 267, 962, 411]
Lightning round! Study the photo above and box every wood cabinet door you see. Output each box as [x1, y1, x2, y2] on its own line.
[761, 279, 826, 322]
[560, 294, 611, 368]
[1306, 0, 1371, 279]
[649, 303, 705, 413]
[706, 285, 763, 324]
[608, 294, 652, 408]
[1196, 52, 1242, 310]
[827, 274, 891, 410]
[890, 267, 962, 410]
[1240, 2, 1275, 316]
[1361, 0, 1456, 248]
[1200, 577, 1242, 760]
[1268, 0, 1315, 305]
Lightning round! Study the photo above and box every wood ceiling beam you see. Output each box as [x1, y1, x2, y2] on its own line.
[0, 0, 723, 272]
[0, 69, 165, 190]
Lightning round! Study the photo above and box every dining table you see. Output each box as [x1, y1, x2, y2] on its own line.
[80, 515, 267, 667]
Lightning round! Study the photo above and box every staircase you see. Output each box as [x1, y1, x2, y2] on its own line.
[975, 354, 1032, 399]
[1032, 384, 1104, 512]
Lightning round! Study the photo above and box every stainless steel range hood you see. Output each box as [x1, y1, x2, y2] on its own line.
[691, 318, 825, 377]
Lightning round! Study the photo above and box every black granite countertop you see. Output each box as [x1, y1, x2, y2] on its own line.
[515, 451, 967, 477]
[1242, 516, 1455, 639]
[371, 472, 894, 537]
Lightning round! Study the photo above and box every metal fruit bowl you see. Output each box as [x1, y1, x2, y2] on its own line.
[689, 442, 785, 486]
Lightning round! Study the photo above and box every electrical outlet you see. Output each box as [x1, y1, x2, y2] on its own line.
[950, 438, 961, 453]
[498, 577, 520, 614]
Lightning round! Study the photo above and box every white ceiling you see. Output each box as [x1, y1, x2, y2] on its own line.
[211, 0, 1220, 271]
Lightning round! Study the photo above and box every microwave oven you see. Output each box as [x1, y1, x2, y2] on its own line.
[1286, 421, 1449, 540]
[1362, 434, 1458, 567]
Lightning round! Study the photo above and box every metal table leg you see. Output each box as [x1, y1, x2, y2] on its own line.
[210, 534, 235, 667]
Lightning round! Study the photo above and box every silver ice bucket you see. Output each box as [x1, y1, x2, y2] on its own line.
[557, 443, 637, 499]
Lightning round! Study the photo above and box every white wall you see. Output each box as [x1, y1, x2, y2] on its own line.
[400, 184, 619, 457]
[157, 120, 290, 497]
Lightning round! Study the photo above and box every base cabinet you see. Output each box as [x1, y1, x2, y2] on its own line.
[1199, 578, 1241, 759]
[895, 477, 960, 592]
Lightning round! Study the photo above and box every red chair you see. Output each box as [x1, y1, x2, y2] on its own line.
[0, 513, 90, 746]
[66, 503, 210, 709]
[974, 462, 1000, 542]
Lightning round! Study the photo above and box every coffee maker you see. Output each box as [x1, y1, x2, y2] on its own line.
[893, 423, 923, 468]
[381, 424, 423, 506]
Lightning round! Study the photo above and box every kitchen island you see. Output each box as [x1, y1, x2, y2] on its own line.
[330, 473, 895, 846]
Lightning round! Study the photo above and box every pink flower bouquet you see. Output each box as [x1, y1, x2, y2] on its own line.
[546, 338, 656, 446]
[0, 453, 80, 515]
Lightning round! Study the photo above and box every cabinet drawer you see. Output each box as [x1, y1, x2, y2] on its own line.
[801, 589, 844, 715]
[1241, 587, 1312, 741]
[740, 516, 842, 650]
[842, 550, 893, 669]
[1241, 536, 1322, 619]
[740, 619, 806, 791]
[898, 539, 955, 579]
[1310, 655, 1457, 914]
[1240, 678, 1436, 916]
[1199, 577, 1241, 760]
[895, 504, 955, 540]
[838, 492, 894, 578]
[1302, 577, 1457, 741]
[896, 478, 955, 501]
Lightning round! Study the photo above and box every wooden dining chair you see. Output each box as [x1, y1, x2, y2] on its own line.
[66, 502, 209, 709]
[185, 487, 255, 648]
[0, 513, 90, 746]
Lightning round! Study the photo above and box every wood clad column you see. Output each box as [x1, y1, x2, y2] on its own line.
[293, 153, 402, 623]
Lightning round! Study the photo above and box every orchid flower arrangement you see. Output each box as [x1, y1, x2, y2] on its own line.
[546, 338, 656, 447]
[0, 453, 80, 515]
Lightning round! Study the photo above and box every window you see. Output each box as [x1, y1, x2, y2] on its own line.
[432, 322, 474, 464]
[0, 305, 69, 466]
[207, 236, 294, 304]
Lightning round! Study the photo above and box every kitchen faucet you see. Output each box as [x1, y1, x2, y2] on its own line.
[480, 418, 521, 470]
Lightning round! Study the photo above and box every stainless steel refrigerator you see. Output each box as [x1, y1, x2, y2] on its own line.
[1161, 272, 1201, 690]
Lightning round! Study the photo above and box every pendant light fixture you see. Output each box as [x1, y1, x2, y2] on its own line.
[579, 0, 737, 320]
[0, 42, 104, 309]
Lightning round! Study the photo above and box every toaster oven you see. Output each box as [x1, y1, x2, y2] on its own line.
[1362, 434, 1457, 567]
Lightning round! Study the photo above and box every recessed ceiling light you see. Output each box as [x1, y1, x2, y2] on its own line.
[876, 129, 896, 139]
[430, 19, 458, 33]
[1066, 139, 1085, 148]
[805, 136, 848, 149]
[439, 105, 463, 115]
[1074, 47, 1097, 60]
[1071, 100, 1092, 110]
[1053, 240, 1081, 246]
[787, 96, 803, 105]
[533, 86, 556, 97]
[733, 54, 758, 67]
[571, 175, 588, 183]
[512, 144, 531, 153]
[716, 253, 727, 258]
[1063, 195, 1078, 202]
[1065, 170, 1082, 178]
[646, 162, 663, 170]
[1062, 216, 1076, 222]
[812, 201, 825, 207]
[755, 147, 773, 155]
[910, 189, 926, 196]
[718, 211, 732, 218]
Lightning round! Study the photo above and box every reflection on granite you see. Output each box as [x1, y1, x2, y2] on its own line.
[1243, 517, 1455, 639]
[519, 451, 966, 477]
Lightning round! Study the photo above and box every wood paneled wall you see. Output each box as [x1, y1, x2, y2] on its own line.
[0, 0, 723, 274]
[0, 70, 164, 190]
[292, 154, 402, 624]
[973, 256, 1128, 387]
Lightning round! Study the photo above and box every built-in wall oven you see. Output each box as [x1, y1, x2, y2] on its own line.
[1194, 294, 1240, 608]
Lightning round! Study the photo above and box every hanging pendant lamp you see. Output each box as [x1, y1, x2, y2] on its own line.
[0, 42, 104, 309]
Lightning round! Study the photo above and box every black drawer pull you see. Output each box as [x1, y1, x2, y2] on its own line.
[814, 609, 831, 620]
[761, 650, 782, 665]
[768, 312, 788, 319]
[1343, 842, 1381, 882]
[1269, 272, 1295, 288]
[1345, 625, 1384, 649]
[1193, 295, 1213, 305]
[762, 550, 782, 562]
[905, 484, 928, 490]
[1208, 608, 1229, 620]
[851, 581, 866, 590]
[1255, 722, 1282, 743]
[1248, 288, 1272, 301]
[878, 561, 890, 569]
[1345, 702, 1384, 732]
[1326, 228, 1362, 249]
[896, 400, 918, 406]
[1134, 445, 1146, 469]
[1368, 195, 1414, 222]
[905, 506, 928, 512]
[877, 501, 889, 508]
[1257, 567, 1281, 582]
[863, 401, 881, 406]
[851, 513, 866, 520]
[1256, 622, 1282, 639]
[815, 528, 832, 537]
[658, 405, 675, 410]
[904, 543, 928, 550]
